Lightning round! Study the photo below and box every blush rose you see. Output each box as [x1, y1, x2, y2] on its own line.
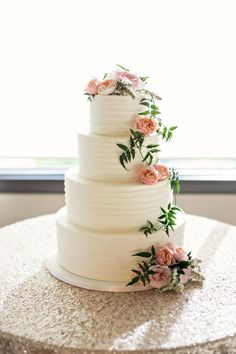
[84, 78, 99, 95]
[155, 245, 174, 266]
[173, 246, 187, 262]
[180, 266, 192, 284]
[150, 266, 172, 289]
[138, 166, 160, 185]
[154, 164, 169, 180]
[134, 117, 157, 136]
[97, 79, 117, 95]
[112, 70, 141, 89]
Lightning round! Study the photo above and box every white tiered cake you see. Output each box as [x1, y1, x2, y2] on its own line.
[55, 95, 185, 286]
[47, 66, 203, 292]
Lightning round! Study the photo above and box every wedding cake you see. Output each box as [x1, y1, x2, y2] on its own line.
[50, 65, 203, 292]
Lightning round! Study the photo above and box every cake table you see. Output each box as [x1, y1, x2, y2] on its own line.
[0, 214, 236, 354]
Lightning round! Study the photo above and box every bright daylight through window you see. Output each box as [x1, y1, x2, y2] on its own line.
[0, 0, 236, 172]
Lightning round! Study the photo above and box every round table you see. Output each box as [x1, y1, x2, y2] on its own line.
[0, 214, 236, 354]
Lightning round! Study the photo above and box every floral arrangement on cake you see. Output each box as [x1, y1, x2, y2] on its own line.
[84, 64, 156, 100]
[84, 65, 204, 292]
[127, 242, 204, 292]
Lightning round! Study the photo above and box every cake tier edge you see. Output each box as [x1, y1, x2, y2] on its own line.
[65, 167, 173, 232]
[57, 207, 186, 282]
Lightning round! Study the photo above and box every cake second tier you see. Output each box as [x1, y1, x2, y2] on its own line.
[78, 131, 160, 183]
[65, 167, 173, 232]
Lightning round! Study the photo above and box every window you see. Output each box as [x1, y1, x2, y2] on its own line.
[0, 0, 236, 169]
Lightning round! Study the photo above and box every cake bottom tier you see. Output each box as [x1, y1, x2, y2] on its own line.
[57, 207, 186, 282]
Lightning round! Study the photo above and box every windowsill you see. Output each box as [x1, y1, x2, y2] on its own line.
[1, 168, 236, 194]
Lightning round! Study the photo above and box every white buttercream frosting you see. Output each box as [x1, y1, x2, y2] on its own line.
[55, 93, 185, 285]
[89, 95, 143, 136]
[65, 167, 173, 232]
[57, 207, 186, 282]
[78, 132, 160, 183]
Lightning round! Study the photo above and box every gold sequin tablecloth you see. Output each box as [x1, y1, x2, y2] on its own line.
[0, 214, 236, 354]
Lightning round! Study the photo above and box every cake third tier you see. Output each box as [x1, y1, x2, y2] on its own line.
[65, 167, 173, 232]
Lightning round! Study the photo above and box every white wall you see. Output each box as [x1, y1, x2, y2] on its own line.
[0, 193, 235, 228]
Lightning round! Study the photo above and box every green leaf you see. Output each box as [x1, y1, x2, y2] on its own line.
[148, 269, 156, 275]
[131, 269, 142, 276]
[122, 152, 128, 163]
[130, 136, 135, 148]
[170, 126, 178, 131]
[131, 148, 135, 159]
[126, 276, 140, 286]
[117, 143, 128, 151]
[103, 72, 108, 80]
[119, 155, 128, 170]
[142, 152, 150, 162]
[163, 127, 167, 138]
[126, 149, 131, 162]
[139, 226, 148, 231]
[138, 262, 146, 273]
[172, 206, 181, 211]
[151, 246, 156, 256]
[146, 144, 159, 148]
[140, 76, 150, 82]
[148, 154, 153, 165]
[151, 110, 160, 116]
[158, 214, 166, 220]
[140, 98, 150, 103]
[140, 275, 146, 286]
[116, 64, 129, 71]
[176, 181, 181, 194]
[177, 260, 190, 268]
[132, 252, 152, 258]
[140, 102, 150, 108]
[160, 207, 167, 214]
[142, 261, 149, 271]
[139, 111, 149, 116]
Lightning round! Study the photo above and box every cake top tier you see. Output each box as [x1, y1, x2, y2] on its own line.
[89, 95, 142, 136]
[84, 65, 163, 136]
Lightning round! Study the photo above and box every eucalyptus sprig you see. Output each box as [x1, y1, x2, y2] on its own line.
[116, 64, 130, 71]
[139, 203, 182, 238]
[169, 168, 181, 195]
[84, 92, 94, 102]
[126, 246, 156, 286]
[158, 204, 181, 236]
[139, 97, 177, 142]
[157, 121, 178, 142]
[139, 97, 161, 117]
[117, 129, 160, 170]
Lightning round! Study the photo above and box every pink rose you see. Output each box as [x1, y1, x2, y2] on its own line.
[84, 78, 99, 95]
[150, 266, 172, 289]
[111, 70, 141, 89]
[97, 79, 117, 95]
[154, 164, 169, 180]
[156, 245, 174, 266]
[138, 166, 160, 185]
[173, 246, 187, 262]
[134, 117, 157, 136]
[180, 266, 192, 284]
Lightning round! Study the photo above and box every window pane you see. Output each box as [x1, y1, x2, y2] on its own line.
[0, 0, 236, 158]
